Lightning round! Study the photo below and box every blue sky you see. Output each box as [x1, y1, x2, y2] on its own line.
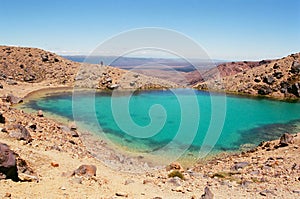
[0, 0, 299, 60]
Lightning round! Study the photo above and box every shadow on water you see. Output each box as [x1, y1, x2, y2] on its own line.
[233, 119, 300, 147]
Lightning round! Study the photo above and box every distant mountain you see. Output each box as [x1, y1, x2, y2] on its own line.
[63, 55, 225, 72]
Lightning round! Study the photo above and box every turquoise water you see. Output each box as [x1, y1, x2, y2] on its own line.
[21, 89, 300, 159]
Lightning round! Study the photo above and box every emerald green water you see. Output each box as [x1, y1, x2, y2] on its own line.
[21, 89, 300, 160]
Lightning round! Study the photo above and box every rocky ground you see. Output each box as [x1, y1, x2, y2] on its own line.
[0, 46, 178, 91]
[0, 46, 299, 198]
[194, 53, 300, 100]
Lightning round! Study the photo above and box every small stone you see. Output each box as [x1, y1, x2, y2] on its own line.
[72, 177, 82, 184]
[69, 122, 77, 131]
[172, 186, 184, 192]
[231, 162, 249, 170]
[201, 186, 214, 199]
[166, 162, 184, 172]
[0, 112, 5, 123]
[37, 110, 43, 117]
[71, 131, 79, 137]
[115, 192, 128, 197]
[4, 193, 11, 197]
[74, 165, 96, 177]
[260, 189, 276, 196]
[60, 186, 66, 190]
[143, 179, 153, 184]
[124, 179, 135, 185]
[18, 173, 38, 182]
[51, 162, 59, 167]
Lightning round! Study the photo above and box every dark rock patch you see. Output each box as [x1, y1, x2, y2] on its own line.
[287, 83, 300, 97]
[263, 75, 275, 85]
[290, 61, 300, 74]
[258, 86, 272, 95]
[0, 143, 18, 181]
[0, 112, 5, 123]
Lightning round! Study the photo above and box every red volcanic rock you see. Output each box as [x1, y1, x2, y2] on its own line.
[0, 143, 18, 181]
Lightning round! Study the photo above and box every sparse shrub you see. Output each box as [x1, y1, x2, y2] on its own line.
[168, 170, 184, 180]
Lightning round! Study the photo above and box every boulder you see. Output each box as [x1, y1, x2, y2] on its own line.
[279, 133, 294, 146]
[0, 143, 18, 181]
[6, 94, 23, 104]
[166, 162, 184, 172]
[74, 165, 96, 177]
[9, 124, 32, 142]
[6, 79, 18, 85]
[290, 61, 300, 73]
[273, 63, 280, 69]
[0, 112, 5, 123]
[0, 83, 3, 89]
[41, 54, 49, 62]
[37, 110, 43, 117]
[287, 83, 300, 97]
[254, 78, 261, 83]
[107, 84, 119, 90]
[257, 86, 272, 95]
[201, 186, 214, 199]
[273, 71, 283, 79]
[69, 122, 77, 131]
[263, 75, 275, 85]
[23, 75, 35, 82]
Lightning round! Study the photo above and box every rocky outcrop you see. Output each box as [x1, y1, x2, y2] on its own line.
[194, 53, 300, 99]
[0, 143, 18, 181]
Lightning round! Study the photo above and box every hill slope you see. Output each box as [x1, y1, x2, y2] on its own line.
[194, 53, 300, 99]
[0, 46, 178, 91]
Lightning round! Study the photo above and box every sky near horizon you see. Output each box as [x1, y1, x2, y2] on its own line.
[0, 0, 299, 60]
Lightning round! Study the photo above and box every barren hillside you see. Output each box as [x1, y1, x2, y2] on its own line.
[194, 53, 300, 99]
[0, 46, 178, 91]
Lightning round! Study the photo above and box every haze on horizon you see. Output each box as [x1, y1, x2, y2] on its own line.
[0, 0, 299, 61]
